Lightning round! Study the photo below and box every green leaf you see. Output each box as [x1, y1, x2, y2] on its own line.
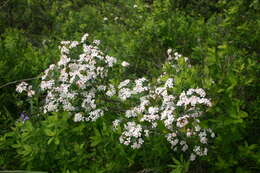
[54, 138, 60, 145]
[47, 138, 54, 145]
[23, 144, 32, 155]
[44, 129, 55, 136]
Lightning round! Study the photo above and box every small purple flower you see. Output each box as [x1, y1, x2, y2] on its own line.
[19, 112, 29, 123]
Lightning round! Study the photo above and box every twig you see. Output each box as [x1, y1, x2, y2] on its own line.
[0, 0, 10, 9]
[0, 76, 40, 89]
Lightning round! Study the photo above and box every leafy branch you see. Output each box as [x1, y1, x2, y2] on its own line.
[0, 76, 40, 89]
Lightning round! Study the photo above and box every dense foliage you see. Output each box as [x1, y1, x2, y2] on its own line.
[0, 0, 259, 172]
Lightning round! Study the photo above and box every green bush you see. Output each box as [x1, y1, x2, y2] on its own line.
[0, 28, 58, 135]
[0, 0, 259, 172]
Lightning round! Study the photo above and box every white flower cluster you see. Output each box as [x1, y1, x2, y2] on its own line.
[119, 121, 144, 149]
[118, 77, 149, 101]
[167, 49, 188, 62]
[16, 82, 35, 97]
[115, 85, 213, 161]
[15, 34, 132, 122]
[166, 49, 191, 71]
[113, 50, 214, 161]
[16, 82, 28, 93]
[177, 88, 212, 107]
[28, 33, 124, 121]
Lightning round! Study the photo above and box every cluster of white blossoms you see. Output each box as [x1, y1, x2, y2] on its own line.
[119, 122, 144, 149]
[118, 77, 149, 101]
[16, 82, 35, 97]
[16, 34, 215, 161]
[177, 88, 212, 107]
[115, 81, 214, 159]
[24, 33, 129, 122]
[113, 50, 215, 161]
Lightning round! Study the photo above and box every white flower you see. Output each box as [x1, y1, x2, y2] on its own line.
[177, 89, 211, 107]
[118, 79, 130, 89]
[195, 125, 201, 132]
[121, 61, 130, 67]
[59, 46, 70, 55]
[106, 86, 116, 97]
[43, 101, 58, 113]
[195, 88, 206, 97]
[141, 113, 159, 123]
[61, 41, 70, 45]
[59, 69, 69, 82]
[203, 148, 208, 156]
[190, 153, 196, 161]
[186, 129, 193, 137]
[200, 136, 208, 144]
[74, 113, 84, 122]
[105, 55, 117, 67]
[97, 85, 106, 91]
[120, 122, 144, 149]
[148, 107, 159, 115]
[198, 131, 207, 138]
[164, 78, 174, 88]
[69, 41, 79, 48]
[174, 52, 182, 60]
[81, 33, 89, 43]
[172, 139, 179, 146]
[16, 82, 28, 93]
[133, 4, 138, 8]
[166, 133, 179, 148]
[180, 140, 186, 145]
[182, 144, 188, 152]
[63, 101, 75, 111]
[89, 109, 104, 121]
[167, 48, 172, 55]
[103, 17, 108, 21]
[58, 55, 71, 66]
[187, 89, 195, 95]
[193, 146, 203, 156]
[133, 78, 149, 94]
[119, 88, 132, 100]
[141, 107, 160, 122]
[125, 109, 137, 118]
[152, 122, 158, 128]
[155, 87, 167, 96]
[176, 116, 189, 128]
[211, 132, 215, 138]
[113, 119, 121, 128]
[40, 80, 55, 90]
[27, 90, 35, 97]
[93, 40, 101, 45]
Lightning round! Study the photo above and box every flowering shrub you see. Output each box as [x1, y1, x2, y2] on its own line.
[1, 1, 259, 172]
[16, 34, 215, 163]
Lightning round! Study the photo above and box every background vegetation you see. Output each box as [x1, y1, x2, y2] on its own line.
[0, 0, 259, 172]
